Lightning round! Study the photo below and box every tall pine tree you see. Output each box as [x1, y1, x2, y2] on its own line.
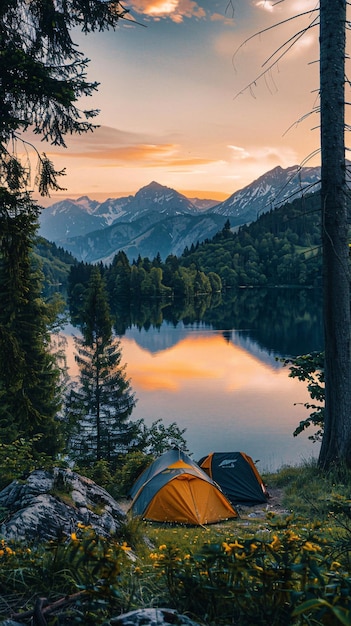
[68, 268, 137, 468]
[0, 0, 126, 461]
[0, 191, 63, 456]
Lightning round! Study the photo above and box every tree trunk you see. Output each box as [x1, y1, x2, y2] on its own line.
[318, 0, 351, 468]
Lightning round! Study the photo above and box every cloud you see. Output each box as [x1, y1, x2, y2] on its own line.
[210, 12, 235, 25]
[130, 0, 206, 22]
[228, 145, 251, 160]
[73, 144, 214, 168]
[255, 1, 275, 13]
[38, 126, 218, 169]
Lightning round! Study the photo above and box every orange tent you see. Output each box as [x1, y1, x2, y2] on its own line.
[129, 449, 237, 525]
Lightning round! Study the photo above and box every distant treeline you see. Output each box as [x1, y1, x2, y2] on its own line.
[37, 192, 325, 316]
[68, 252, 222, 324]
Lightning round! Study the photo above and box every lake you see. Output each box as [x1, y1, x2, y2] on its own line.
[64, 288, 324, 473]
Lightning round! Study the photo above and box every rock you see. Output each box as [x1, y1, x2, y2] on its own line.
[0, 467, 126, 542]
[109, 608, 201, 626]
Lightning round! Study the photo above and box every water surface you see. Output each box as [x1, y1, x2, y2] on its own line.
[64, 288, 323, 472]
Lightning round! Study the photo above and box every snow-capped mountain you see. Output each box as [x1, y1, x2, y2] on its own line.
[39, 196, 104, 240]
[38, 181, 199, 242]
[208, 165, 321, 225]
[38, 164, 322, 262]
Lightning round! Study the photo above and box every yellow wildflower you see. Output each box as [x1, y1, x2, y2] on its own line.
[223, 540, 244, 554]
[286, 530, 300, 542]
[269, 535, 281, 551]
[121, 542, 131, 552]
[159, 544, 167, 551]
[303, 542, 321, 552]
[331, 561, 342, 570]
[252, 564, 264, 572]
[70, 532, 78, 541]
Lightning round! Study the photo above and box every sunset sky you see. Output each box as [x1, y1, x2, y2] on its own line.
[31, 1, 330, 204]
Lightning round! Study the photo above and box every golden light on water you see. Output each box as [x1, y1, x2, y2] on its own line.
[64, 326, 319, 470]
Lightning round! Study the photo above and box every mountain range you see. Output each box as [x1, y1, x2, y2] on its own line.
[38, 164, 321, 263]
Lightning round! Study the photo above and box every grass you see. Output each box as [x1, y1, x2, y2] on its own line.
[266, 458, 351, 519]
[3, 460, 351, 625]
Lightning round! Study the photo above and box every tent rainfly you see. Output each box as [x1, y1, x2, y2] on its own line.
[129, 448, 237, 525]
[199, 452, 269, 505]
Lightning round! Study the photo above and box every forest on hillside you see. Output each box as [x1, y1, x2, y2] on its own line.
[181, 192, 323, 288]
[41, 191, 325, 322]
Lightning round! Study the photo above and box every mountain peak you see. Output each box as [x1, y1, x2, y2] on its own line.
[39, 163, 323, 263]
[139, 181, 169, 193]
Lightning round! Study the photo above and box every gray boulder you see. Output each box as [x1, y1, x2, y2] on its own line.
[109, 608, 201, 626]
[0, 467, 126, 542]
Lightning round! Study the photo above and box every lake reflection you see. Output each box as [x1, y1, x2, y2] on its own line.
[65, 289, 323, 473]
[119, 323, 320, 472]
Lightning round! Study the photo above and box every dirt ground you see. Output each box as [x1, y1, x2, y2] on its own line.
[119, 486, 289, 521]
[234, 486, 289, 522]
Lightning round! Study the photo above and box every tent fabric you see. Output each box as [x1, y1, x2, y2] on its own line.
[199, 452, 268, 505]
[129, 448, 237, 525]
[129, 448, 193, 500]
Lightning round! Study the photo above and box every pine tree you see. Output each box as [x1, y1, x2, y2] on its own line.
[0, 0, 126, 460]
[234, 0, 351, 468]
[0, 191, 63, 456]
[318, 0, 351, 468]
[68, 268, 137, 468]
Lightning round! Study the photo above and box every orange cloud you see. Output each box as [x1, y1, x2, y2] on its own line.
[47, 142, 216, 169]
[130, 0, 206, 22]
[255, 1, 275, 13]
[68, 143, 177, 160]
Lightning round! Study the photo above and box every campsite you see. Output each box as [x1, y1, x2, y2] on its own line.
[128, 448, 237, 525]
[126, 447, 275, 526]
[2, 459, 351, 625]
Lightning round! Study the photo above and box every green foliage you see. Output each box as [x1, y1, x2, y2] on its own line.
[74, 459, 114, 489]
[136, 418, 189, 457]
[67, 267, 137, 467]
[180, 193, 324, 288]
[0, 525, 137, 624]
[146, 519, 330, 625]
[0, 436, 55, 491]
[34, 237, 75, 292]
[0, 191, 65, 458]
[67, 254, 222, 326]
[283, 352, 325, 441]
[267, 460, 351, 521]
[112, 451, 154, 498]
[0, 0, 127, 469]
[0, 0, 126, 195]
